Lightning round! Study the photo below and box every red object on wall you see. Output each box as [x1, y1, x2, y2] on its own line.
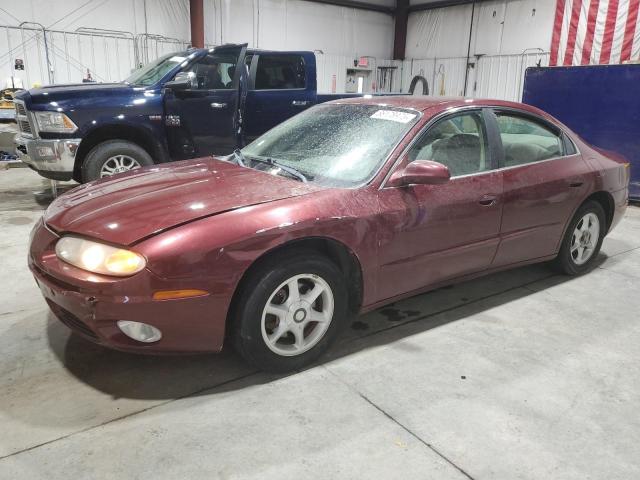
[550, 0, 640, 66]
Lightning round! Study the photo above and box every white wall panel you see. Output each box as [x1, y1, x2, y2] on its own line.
[407, 0, 556, 58]
[1, 0, 395, 89]
[0, 25, 190, 86]
[205, 0, 393, 59]
[315, 54, 401, 93]
[431, 57, 468, 96]
[498, 0, 556, 54]
[398, 56, 469, 97]
[404, 0, 556, 100]
[472, 51, 549, 101]
[406, 5, 473, 59]
[472, 1, 506, 55]
[400, 58, 436, 95]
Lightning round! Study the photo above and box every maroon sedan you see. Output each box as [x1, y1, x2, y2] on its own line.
[29, 97, 629, 372]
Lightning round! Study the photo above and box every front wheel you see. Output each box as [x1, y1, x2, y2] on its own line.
[553, 200, 606, 275]
[233, 251, 348, 372]
[82, 140, 154, 182]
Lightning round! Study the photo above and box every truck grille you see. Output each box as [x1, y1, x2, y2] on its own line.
[14, 100, 35, 137]
[15, 102, 26, 116]
[18, 119, 32, 134]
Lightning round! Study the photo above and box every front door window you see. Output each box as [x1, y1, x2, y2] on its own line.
[408, 111, 491, 177]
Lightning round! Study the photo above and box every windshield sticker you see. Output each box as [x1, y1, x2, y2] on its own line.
[168, 56, 187, 63]
[370, 110, 416, 123]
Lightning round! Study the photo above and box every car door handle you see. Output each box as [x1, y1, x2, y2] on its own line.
[568, 180, 584, 188]
[478, 195, 498, 206]
[210, 102, 227, 109]
[292, 100, 310, 106]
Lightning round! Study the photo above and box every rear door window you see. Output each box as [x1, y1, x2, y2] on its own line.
[254, 55, 306, 90]
[495, 112, 565, 167]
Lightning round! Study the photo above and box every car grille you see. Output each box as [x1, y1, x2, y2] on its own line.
[14, 101, 34, 137]
[46, 299, 99, 340]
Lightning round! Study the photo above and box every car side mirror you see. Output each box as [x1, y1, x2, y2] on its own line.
[387, 160, 451, 187]
[164, 72, 196, 91]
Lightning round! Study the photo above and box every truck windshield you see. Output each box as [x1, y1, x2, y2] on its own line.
[241, 104, 419, 187]
[124, 52, 189, 86]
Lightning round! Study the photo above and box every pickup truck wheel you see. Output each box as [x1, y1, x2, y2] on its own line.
[232, 250, 348, 373]
[82, 140, 154, 182]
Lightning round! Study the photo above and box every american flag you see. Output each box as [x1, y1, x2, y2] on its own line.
[550, 0, 640, 66]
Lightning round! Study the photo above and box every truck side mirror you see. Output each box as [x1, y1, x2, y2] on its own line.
[164, 72, 196, 91]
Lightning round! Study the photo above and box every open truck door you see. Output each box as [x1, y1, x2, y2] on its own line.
[164, 44, 248, 159]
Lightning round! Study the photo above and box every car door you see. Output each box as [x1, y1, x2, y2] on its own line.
[376, 109, 504, 301]
[243, 52, 316, 143]
[489, 109, 591, 266]
[164, 44, 247, 159]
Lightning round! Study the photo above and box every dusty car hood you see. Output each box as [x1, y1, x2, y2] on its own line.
[45, 158, 324, 245]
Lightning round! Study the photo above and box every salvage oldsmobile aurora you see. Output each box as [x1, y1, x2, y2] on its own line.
[29, 97, 629, 372]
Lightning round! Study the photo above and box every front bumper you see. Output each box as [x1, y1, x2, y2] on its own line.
[29, 219, 227, 354]
[15, 133, 80, 180]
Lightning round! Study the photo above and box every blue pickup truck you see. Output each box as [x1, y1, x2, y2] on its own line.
[14, 44, 373, 182]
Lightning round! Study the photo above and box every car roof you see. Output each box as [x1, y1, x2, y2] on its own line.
[325, 95, 546, 116]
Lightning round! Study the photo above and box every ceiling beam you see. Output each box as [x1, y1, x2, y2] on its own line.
[300, 0, 395, 14]
[409, 0, 484, 13]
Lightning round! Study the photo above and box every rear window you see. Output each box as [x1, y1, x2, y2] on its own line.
[255, 55, 306, 90]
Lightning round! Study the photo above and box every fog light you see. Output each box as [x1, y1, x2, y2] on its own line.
[36, 146, 54, 157]
[117, 321, 162, 343]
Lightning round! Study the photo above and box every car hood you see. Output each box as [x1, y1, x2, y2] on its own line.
[45, 158, 324, 245]
[17, 83, 133, 106]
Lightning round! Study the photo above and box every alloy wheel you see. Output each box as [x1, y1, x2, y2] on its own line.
[261, 273, 334, 356]
[100, 155, 141, 177]
[570, 212, 600, 265]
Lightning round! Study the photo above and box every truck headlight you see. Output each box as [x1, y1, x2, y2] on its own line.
[56, 236, 146, 276]
[34, 111, 78, 133]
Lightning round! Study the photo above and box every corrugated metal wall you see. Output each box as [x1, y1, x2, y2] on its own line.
[1, 0, 555, 100]
[400, 0, 556, 101]
[315, 54, 401, 94]
[1, 25, 192, 86]
[396, 51, 549, 101]
[1, 0, 394, 90]
[473, 51, 550, 101]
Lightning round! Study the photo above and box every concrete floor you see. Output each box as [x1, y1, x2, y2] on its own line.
[1, 167, 639, 480]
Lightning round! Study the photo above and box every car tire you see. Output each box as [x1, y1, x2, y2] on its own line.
[553, 200, 606, 275]
[232, 250, 348, 373]
[82, 140, 154, 183]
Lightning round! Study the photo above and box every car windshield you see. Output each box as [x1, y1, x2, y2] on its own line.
[124, 51, 189, 86]
[241, 104, 419, 187]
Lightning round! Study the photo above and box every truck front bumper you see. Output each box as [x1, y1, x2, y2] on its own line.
[14, 133, 81, 181]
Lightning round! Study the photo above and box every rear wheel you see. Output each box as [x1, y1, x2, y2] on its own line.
[82, 140, 154, 182]
[233, 251, 348, 372]
[553, 200, 606, 275]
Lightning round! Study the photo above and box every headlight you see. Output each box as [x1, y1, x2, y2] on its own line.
[34, 111, 78, 133]
[55, 236, 146, 276]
